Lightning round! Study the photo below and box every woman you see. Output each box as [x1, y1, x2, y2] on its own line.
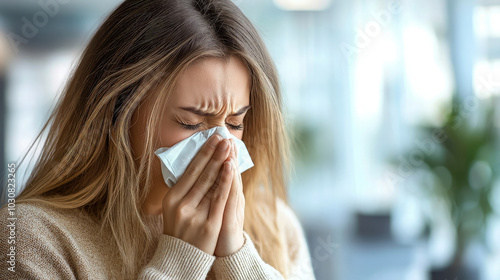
[0, 0, 315, 279]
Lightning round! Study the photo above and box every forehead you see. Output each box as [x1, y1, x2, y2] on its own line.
[169, 55, 251, 108]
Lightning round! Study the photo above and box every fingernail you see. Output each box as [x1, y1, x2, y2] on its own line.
[208, 134, 222, 148]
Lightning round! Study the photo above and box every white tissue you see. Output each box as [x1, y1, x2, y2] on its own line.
[154, 126, 254, 188]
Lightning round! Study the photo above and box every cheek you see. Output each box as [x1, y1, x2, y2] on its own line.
[230, 130, 243, 141]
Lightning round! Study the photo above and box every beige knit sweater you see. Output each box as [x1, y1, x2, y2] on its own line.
[0, 198, 315, 279]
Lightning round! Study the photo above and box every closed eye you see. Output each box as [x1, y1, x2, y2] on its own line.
[178, 122, 244, 131]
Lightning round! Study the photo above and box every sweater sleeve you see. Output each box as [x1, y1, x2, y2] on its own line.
[210, 231, 284, 279]
[210, 199, 316, 280]
[137, 234, 215, 280]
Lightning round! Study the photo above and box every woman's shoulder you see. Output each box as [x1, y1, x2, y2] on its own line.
[1, 199, 59, 216]
[0, 200, 60, 225]
[275, 197, 305, 235]
[275, 198, 316, 278]
[0, 199, 102, 243]
[253, 193, 305, 236]
[0, 201, 118, 278]
[275, 197, 312, 262]
[0, 199, 90, 226]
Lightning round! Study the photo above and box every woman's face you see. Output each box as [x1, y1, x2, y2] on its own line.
[130, 55, 251, 194]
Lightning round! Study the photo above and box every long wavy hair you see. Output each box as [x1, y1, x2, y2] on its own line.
[9, 0, 294, 278]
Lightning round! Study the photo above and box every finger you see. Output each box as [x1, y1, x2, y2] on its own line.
[230, 140, 244, 220]
[171, 133, 223, 199]
[207, 160, 233, 223]
[237, 175, 245, 217]
[230, 139, 242, 186]
[197, 163, 222, 213]
[184, 139, 231, 207]
[223, 158, 239, 222]
[233, 138, 238, 161]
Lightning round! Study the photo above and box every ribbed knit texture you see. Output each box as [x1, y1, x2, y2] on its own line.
[0, 198, 315, 279]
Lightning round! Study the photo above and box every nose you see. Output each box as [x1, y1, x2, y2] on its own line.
[208, 123, 230, 134]
[205, 123, 240, 139]
[205, 117, 227, 130]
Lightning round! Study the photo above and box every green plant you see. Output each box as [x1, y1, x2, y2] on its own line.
[409, 96, 499, 271]
[289, 119, 322, 165]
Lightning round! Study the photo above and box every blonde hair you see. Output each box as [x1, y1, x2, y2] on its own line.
[10, 0, 294, 278]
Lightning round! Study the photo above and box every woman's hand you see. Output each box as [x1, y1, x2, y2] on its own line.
[162, 133, 234, 255]
[214, 138, 245, 257]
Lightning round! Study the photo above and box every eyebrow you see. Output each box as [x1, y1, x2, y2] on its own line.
[179, 105, 251, 117]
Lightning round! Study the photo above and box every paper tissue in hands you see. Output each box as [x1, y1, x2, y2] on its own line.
[154, 126, 254, 188]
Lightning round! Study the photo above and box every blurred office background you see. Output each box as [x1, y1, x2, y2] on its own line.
[1, 0, 499, 279]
